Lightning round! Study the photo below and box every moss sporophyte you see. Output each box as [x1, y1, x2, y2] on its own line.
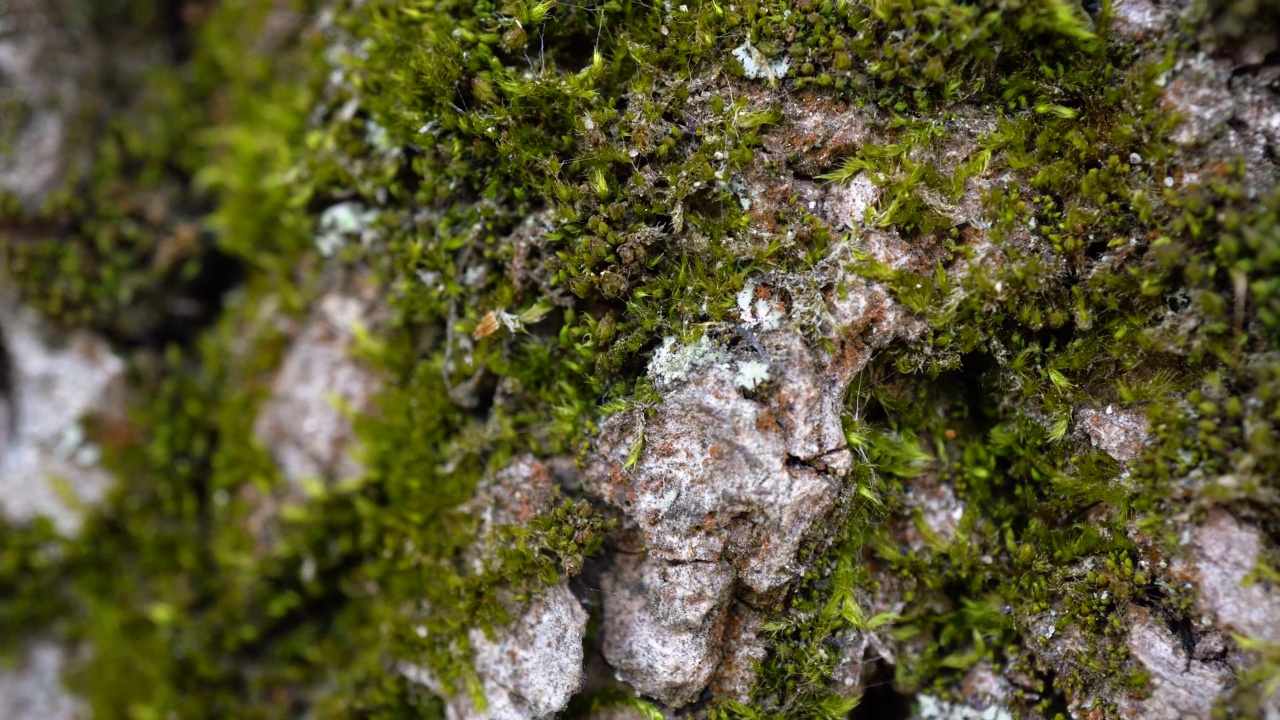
[1, 0, 1278, 717]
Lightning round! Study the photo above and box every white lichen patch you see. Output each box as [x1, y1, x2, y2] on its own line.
[735, 282, 754, 314]
[916, 694, 1014, 720]
[900, 470, 966, 551]
[733, 360, 770, 390]
[254, 286, 382, 498]
[646, 335, 728, 387]
[823, 174, 882, 230]
[465, 582, 587, 720]
[0, 641, 85, 720]
[0, 4, 81, 208]
[402, 582, 588, 720]
[731, 42, 790, 82]
[736, 279, 785, 331]
[316, 201, 379, 257]
[599, 553, 734, 706]
[1108, 0, 1182, 40]
[1161, 52, 1280, 189]
[404, 456, 589, 719]
[0, 302, 124, 536]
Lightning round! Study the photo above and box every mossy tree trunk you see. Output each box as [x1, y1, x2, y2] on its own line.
[1, 0, 1279, 719]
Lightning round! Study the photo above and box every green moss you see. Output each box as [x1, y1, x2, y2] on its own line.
[2, 79, 216, 342]
[723, 0, 1104, 113]
[2, 0, 326, 342]
[0, 518, 71, 659]
[700, 3, 1276, 716]
[2, 0, 1278, 716]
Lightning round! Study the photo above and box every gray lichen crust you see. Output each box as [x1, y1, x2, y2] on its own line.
[0, 296, 123, 535]
[0, 0, 88, 207]
[254, 279, 383, 495]
[585, 269, 902, 704]
[404, 581, 588, 720]
[0, 641, 85, 720]
[402, 455, 591, 720]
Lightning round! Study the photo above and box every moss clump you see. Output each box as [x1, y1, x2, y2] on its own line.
[1, 71, 220, 344]
[2, 0, 1279, 717]
[692, 4, 1279, 718]
[732, 0, 1101, 110]
[2, 0, 326, 345]
[0, 518, 70, 657]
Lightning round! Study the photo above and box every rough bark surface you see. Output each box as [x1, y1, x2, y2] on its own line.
[2, 0, 1279, 718]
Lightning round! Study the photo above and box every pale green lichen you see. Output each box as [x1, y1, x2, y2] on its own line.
[648, 335, 730, 387]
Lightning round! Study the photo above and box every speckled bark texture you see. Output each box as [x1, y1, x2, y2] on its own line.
[254, 278, 383, 495]
[0, 0, 89, 207]
[0, 293, 124, 535]
[2, 0, 1280, 718]
[402, 456, 590, 720]
[0, 641, 84, 720]
[583, 275, 901, 705]
[404, 580, 589, 720]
